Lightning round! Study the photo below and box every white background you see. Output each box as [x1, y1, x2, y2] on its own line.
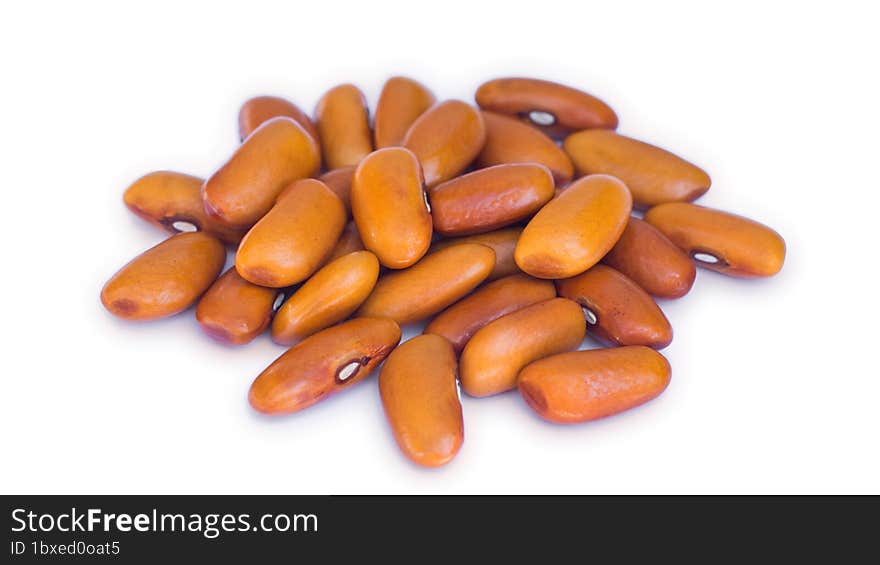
[1, 1, 878, 494]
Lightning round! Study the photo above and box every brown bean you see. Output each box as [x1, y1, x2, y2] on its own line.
[374, 76, 435, 149]
[425, 274, 557, 354]
[477, 111, 573, 185]
[602, 217, 696, 299]
[351, 148, 432, 268]
[238, 95, 319, 144]
[379, 334, 463, 467]
[429, 163, 554, 237]
[324, 221, 365, 264]
[315, 84, 373, 169]
[564, 130, 710, 208]
[203, 117, 320, 229]
[196, 267, 282, 345]
[403, 100, 486, 187]
[429, 228, 522, 281]
[249, 317, 401, 415]
[235, 179, 346, 287]
[475, 77, 618, 139]
[318, 166, 355, 217]
[515, 174, 632, 279]
[101, 232, 226, 321]
[644, 202, 786, 278]
[357, 243, 495, 325]
[556, 265, 672, 349]
[122, 171, 246, 245]
[272, 251, 380, 346]
[519, 347, 671, 423]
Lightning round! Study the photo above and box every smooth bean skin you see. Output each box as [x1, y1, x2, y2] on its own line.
[235, 179, 346, 287]
[556, 265, 672, 349]
[271, 251, 380, 346]
[425, 274, 557, 354]
[318, 166, 355, 217]
[351, 148, 432, 268]
[238, 95, 319, 144]
[518, 347, 671, 423]
[122, 171, 247, 244]
[101, 232, 226, 321]
[515, 174, 632, 279]
[475, 77, 618, 139]
[429, 163, 554, 237]
[249, 317, 401, 415]
[315, 84, 373, 170]
[403, 100, 486, 187]
[324, 221, 365, 264]
[477, 111, 573, 185]
[644, 203, 786, 278]
[429, 228, 522, 281]
[374, 76, 435, 149]
[357, 243, 495, 325]
[379, 334, 463, 467]
[564, 130, 710, 208]
[459, 298, 585, 397]
[203, 117, 320, 229]
[602, 217, 696, 299]
[196, 267, 282, 345]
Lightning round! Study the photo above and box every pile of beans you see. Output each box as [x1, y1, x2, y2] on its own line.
[101, 77, 786, 467]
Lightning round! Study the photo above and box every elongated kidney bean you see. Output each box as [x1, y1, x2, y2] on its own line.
[477, 111, 573, 185]
[403, 100, 486, 187]
[556, 265, 672, 349]
[351, 148, 432, 268]
[315, 84, 373, 169]
[374, 76, 435, 148]
[379, 334, 463, 467]
[429, 228, 522, 281]
[272, 251, 380, 346]
[459, 298, 585, 397]
[357, 243, 495, 325]
[519, 347, 671, 423]
[324, 221, 365, 264]
[123, 171, 246, 245]
[249, 317, 401, 415]
[425, 274, 557, 354]
[101, 232, 225, 321]
[202, 117, 320, 229]
[318, 166, 355, 217]
[515, 174, 631, 279]
[196, 267, 283, 345]
[564, 130, 710, 208]
[475, 77, 618, 138]
[644, 203, 786, 278]
[238, 95, 319, 144]
[429, 163, 554, 237]
[235, 179, 346, 287]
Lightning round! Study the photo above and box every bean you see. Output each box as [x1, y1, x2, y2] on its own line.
[249, 317, 401, 415]
[379, 334, 463, 467]
[122, 171, 246, 245]
[318, 166, 356, 217]
[429, 163, 555, 237]
[477, 111, 573, 185]
[374, 76, 435, 149]
[235, 179, 346, 287]
[357, 243, 495, 325]
[403, 100, 486, 187]
[425, 274, 557, 354]
[515, 174, 632, 279]
[644, 202, 786, 278]
[475, 77, 618, 138]
[459, 297, 585, 397]
[202, 117, 320, 229]
[315, 84, 373, 169]
[518, 347, 671, 423]
[101, 232, 225, 321]
[564, 130, 710, 208]
[272, 251, 380, 346]
[429, 227, 522, 281]
[602, 217, 696, 299]
[324, 221, 365, 264]
[351, 148, 432, 268]
[238, 95, 319, 144]
[556, 264, 672, 349]
[196, 267, 282, 345]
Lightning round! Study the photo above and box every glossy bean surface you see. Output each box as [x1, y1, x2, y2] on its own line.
[324, 221, 365, 264]
[477, 111, 573, 185]
[196, 267, 282, 345]
[318, 166, 355, 217]
[374, 76, 435, 148]
[315, 84, 373, 169]
[429, 228, 522, 281]
[238, 95, 319, 143]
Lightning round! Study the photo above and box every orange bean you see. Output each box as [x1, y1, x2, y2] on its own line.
[315, 84, 373, 169]
[429, 228, 522, 281]
[324, 221, 365, 264]
[318, 166, 355, 217]
[374, 76, 435, 149]
[477, 111, 573, 185]
[238, 95, 319, 144]
[196, 267, 283, 345]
